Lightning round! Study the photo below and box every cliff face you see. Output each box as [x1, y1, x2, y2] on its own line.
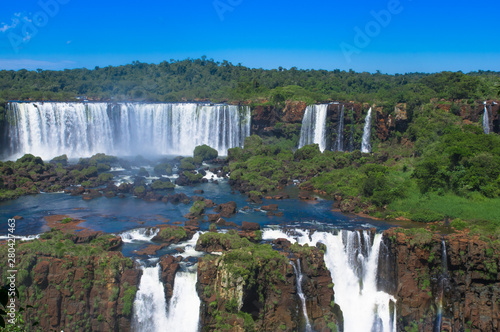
[1, 233, 141, 332]
[196, 235, 341, 332]
[380, 228, 500, 332]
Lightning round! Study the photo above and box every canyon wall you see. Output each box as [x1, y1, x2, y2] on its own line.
[380, 228, 500, 332]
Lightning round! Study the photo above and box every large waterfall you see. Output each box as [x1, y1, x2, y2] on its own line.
[483, 102, 490, 134]
[308, 230, 396, 332]
[361, 108, 372, 153]
[5, 102, 251, 159]
[132, 264, 169, 331]
[262, 228, 397, 332]
[132, 263, 201, 332]
[165, 266, 201, 332]
[298, 104, 328, 152]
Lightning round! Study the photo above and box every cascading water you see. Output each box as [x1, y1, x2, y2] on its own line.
[349, 108, 354, 152]
[335, 105, 345, 152]
[262, 228, 397, 332]
[5, 102, 251, 159]
[298, 104, 328, 152]
[120, 228, 159, 243]
[165, 265, 201, 332]
[308, 230, 396, 332]
[434, 239, 449, 332]
[132, 264, 169, 331]
[483, 102, 490, 134]
[291, 259, 313, 332]
[361, 108, 372, 153]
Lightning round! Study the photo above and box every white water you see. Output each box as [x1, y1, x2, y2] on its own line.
[120, 228, 159, 243]
[483, 102, 490, 134]
[262, 228, 397, 332]
[132, 264, 169, 331]
[292, 259, 312, 332]
[335, 105, 345, 152]
[165, 266, 201, 332]
[171, 232, 204, 259]
[361, 108, 372, 153]
[298, 105, 329, 152]
[0, 234, 40, 241]
[6, 102, 251, 159]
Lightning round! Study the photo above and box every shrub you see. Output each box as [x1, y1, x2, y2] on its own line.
[194, 144, 218, 162]
[180, 158, 196, 170]
[410, 209, 444, 223]
[151, 180, 175, 190]
[153, 163, 173, 175]
[190, 200, 206, 216]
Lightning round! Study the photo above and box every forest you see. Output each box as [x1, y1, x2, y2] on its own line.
[0, 57, 499, 107]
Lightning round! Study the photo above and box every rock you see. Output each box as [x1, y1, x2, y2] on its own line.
[159, 255, 181, 300]
[207, 214, 221, 223]
[266, 211, 284, 217]
[70, 230, 103, 244]
[194, 189, 204, 194]
[213, 201, 237, 218]
[241, 221, 260, 231]
[261, 204, 278, 211]
[185, 219, 200, 227]
[203, 199, 216, 208]
[13, 215, 23, 220]
[167, 193, 190, 204]
[70, 186, 85, 196]
[382, 228, 500, 331]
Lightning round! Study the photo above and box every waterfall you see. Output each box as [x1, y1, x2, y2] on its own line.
[5, 102, 251, 159]
[361, 108, 372, 153]
[165, 266, 201, 332]
[483, 102, 490, 134]
[262, 228, 397, 332]
[308, 230, 396, 332]
[298, 104, 328, 152]
[349, 108, 354, 152]
[291, 259, 313, 332]
[132, 264, 169, 331]
[434, 239, 448, 332]
[335, 105, 345, 152]
[119, 228, 159, 243]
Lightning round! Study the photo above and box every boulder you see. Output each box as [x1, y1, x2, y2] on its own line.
[214, 201, 237, 218]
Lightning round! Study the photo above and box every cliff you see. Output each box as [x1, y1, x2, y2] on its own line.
[0, 231, 141, 331]
[195, 231, 341, 332]
[381, 228, 500, 332]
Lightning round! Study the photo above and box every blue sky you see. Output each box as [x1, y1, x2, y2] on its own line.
[0, 0, 498, 73]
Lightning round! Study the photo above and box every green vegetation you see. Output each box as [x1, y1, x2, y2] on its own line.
[153, 162, 173, 175]
[194, 144, 218, 162]
[227, 101, 500, 240]
[189, 200, 206, 216]
[158, 227, 188, 241]
[0, 59, 497, 105]
[151, 180, 175, 190]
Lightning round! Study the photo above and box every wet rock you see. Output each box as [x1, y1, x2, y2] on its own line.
[214, 201, 237, 218]
[241, 221, 260, 231]
[261, 204, 278, 211]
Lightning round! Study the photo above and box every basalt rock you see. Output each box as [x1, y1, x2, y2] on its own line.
[3, 241, 141, 332]
[159, 255, 182, 300]
[381, 228, 500, 332]
[214, 201, 238, 218]
[196, 234, 342, 331]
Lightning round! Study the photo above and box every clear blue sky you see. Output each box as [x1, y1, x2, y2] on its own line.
[0, 0, 498, 74]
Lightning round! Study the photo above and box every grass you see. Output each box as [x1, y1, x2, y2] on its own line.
[389, 184, 500, 227]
